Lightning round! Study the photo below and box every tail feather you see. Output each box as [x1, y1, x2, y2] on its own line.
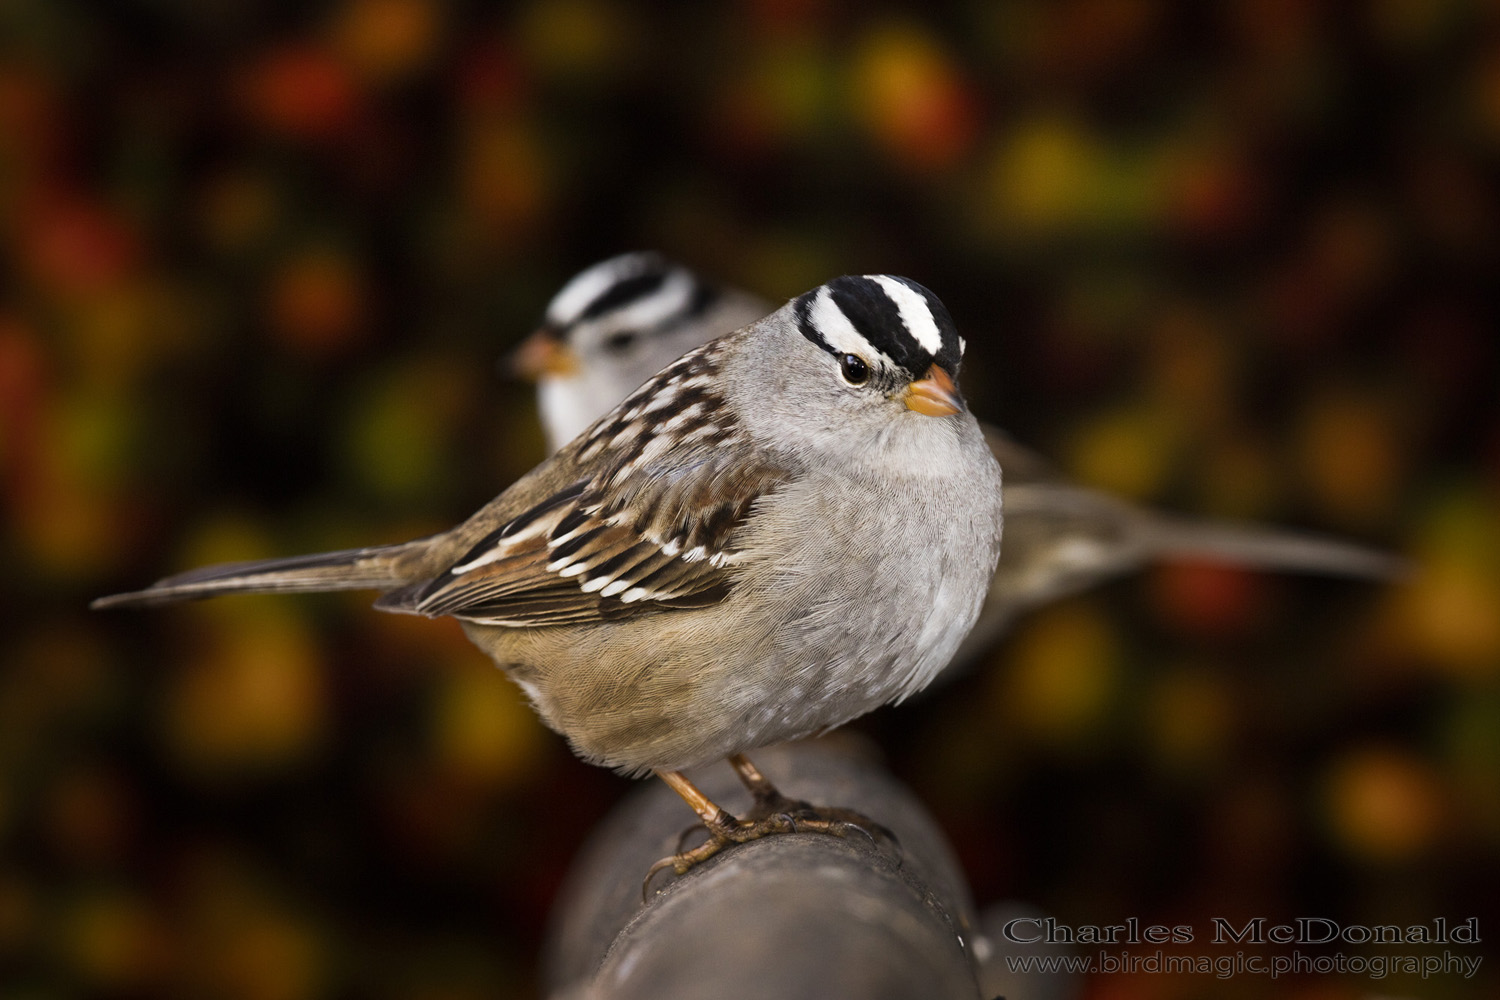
[90, 543, 416, 609]
[1001, 482, 1408, 584]
[1135, 513, 1409, 580]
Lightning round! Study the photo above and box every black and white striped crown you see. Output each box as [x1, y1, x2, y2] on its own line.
[545, 251, 720, 331]
[793, 275, 964, 377]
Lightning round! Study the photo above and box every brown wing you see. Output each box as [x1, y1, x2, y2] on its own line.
[375, 444, 789, 627]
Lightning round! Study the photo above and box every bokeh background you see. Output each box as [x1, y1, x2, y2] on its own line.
[3, 1, 1499, 997]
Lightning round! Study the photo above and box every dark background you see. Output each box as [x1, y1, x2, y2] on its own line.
[2, 1, 1498, 997]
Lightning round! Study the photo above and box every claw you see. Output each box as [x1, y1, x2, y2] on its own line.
[642, 811, 800, 900]
[641, 808, 900, 901]
[641, 855, 682, 901]
[840, 819, 878, 848]
[644, 762, 900, 902]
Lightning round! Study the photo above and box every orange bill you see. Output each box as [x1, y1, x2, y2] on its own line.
[904, 364, 962, 417]
[509, 328, 579, 379]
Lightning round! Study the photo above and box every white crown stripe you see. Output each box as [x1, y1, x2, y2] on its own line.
[870, 275, 944, 357]
[609, 269, 695, 331]
[809, 287, 895, 367]
[546, 257, 635, 325]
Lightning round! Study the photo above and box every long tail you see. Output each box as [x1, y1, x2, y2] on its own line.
[91, 542, 419, 609]
[1002, 482, 1409, 583]
[1132, 511, 1408, 580]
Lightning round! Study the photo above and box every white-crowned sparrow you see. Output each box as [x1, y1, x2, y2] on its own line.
[95, 275, 1004, 882]
[515, 253, 1403, 662]
[513, 251, 772, 454]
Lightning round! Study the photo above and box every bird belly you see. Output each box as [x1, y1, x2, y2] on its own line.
[456, 459, 1001, 775]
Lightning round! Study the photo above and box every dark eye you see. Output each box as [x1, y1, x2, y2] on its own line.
[839, 354, 869, 385]
[603, 330, 638, 353]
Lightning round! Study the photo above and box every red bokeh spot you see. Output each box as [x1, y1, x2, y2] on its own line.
[1151, 560, 1268, 638]
[19, 194, 140, 297]
[241, 44, 360, 140]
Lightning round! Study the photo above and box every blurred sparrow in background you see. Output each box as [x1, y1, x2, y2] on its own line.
[514, 253, 1403, 661]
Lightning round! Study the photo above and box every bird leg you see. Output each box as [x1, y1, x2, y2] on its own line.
[728, 752, 898, 846]
[727, 752, 799, 814]
[644, 769, 795, 898]
[643, 755, 896, 899]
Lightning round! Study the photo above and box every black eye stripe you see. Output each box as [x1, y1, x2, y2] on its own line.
[793, 293, 832, 356]
[603, 330, 638, 352]
[684, 279, 720, 318]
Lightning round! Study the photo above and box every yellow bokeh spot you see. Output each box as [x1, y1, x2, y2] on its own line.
[343, 356, 475, 502]
[984, 112, 1167, 238]
[19, 387, 142, 579]
[518, 0, 627, 79]
[852, 24, 941, 116]
[175, 517, 286, 625]
[996, 602, 1119, 748]
[1378, 484, 1500, 676]
[717, 43, 832, 152]
[62, 888, 163, 990]
[1394, 563, 1500, 676]
[333, 0, 441, 84]
[49, 388, 138, 490]
[987, 114, 1101, 234]
[1145, 668, 1233, 774]
[1324, 747, 1444, 863]
[61, 279, 199, 392]
[163, 607, 326, 774]
[460, 118, 550, 234]
[849, 22, 973, 170]
[1409, 483, 1500, 573]
[1063, 400, 1181, 500]
[1298, 389, 1402, 526]
[430, 665, 547, 787]
[207, 910, 324, 1000]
